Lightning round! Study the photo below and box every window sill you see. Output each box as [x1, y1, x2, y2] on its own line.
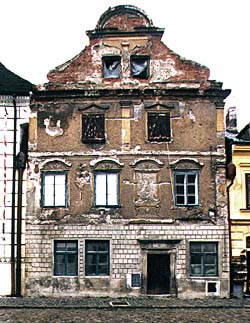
[240, 209, 250, 213]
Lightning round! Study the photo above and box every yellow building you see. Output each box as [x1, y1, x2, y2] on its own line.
[227, 123, 250, 295]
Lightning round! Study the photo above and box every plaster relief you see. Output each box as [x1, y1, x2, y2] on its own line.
[44, 116, 63, 137]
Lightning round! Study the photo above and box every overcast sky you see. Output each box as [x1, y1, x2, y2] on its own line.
[1, 0, 249, 130]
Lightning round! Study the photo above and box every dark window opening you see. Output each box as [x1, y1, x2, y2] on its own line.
[103, 56, 121, 78]
[131, 56, 149, 79]
[85, 240, 110, 276]
[54, 240, 78, 276]
[246, 174, 250, 209]
[148, 112, 170, 142]
[82, 114, 105, 144]
[190, 242, 218, 277]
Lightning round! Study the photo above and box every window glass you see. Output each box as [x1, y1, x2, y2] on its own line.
[95, 172, 119, 207]
[131, 56, 149, 79]
[54, 241, 78, 276]
[174, 171, 199, 206]
[85, 241, 110, 276]
[42, 172, 67, 207]
[190, 242, 218, 277]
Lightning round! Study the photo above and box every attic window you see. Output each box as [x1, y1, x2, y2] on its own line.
[103, 56, 121, 78]
[148, 112, 170, 142]
[82, 114, 105, 144]
[131, 56, 149, 79]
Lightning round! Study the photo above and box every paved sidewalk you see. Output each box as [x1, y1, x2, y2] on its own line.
[0, 296, 249, 309]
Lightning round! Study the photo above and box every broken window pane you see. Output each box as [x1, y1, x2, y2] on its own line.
[131, 56, 149, 79]
[103, 56, 121, 78]
[82, 114, 105, 144]
[148, 112, 170, 142]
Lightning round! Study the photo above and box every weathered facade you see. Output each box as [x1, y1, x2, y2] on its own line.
[0, 62, 32, 296]
[26, 5, 231, 298]
[226, 122, 250, 296]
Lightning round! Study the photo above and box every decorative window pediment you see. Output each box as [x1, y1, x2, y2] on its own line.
[170, 158, 204, 170]
[90, 158, 124, 170]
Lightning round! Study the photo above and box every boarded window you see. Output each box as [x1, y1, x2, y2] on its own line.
[85, 240, 110, 276]
[82, 114, 105, 144]
[42, 172, 67, 207]
[190, 242, 218, 277]
[148, 112, 170, 142]
[174, 171, 199, 206]
[103, 56, 121, 78]
[246, 174, 250, 209]
[95, 172, 119, 207]
[131, 56, 149, 79]
[54, 241, 78, 276]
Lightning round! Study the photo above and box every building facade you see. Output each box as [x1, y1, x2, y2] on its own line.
[226, 123, 250, 296]
[25, 5, 231, 298]
[0, 62, 32, 296]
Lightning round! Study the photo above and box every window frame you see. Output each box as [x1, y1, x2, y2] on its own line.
[82, 113, 105, 144]
[41, 171, 68, 208]
[246, 173, 250, 209]
[94, 171, 120, 207]
[190, 242, 218, 277]
[147, 112, 171, 142]
[131, 55, 150, 79]
[54, 240, 78, 276]
[174, 170, 199, 206]
[85, 240, 110, 276]
[102, 56, 121, 79]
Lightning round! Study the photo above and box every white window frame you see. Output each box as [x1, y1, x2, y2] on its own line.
[42, 172, 68, 207]
[174, 170, 199, 206]
[94, 171, 120, 207]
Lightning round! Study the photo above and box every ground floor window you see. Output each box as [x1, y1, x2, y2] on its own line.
[85, 240, 110, 276]
[190, 242, 218, 277]
[54, 240, 78, 276]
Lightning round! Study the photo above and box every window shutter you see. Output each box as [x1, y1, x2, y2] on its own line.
[148, 113, 170, 142]
[82, 114, 105, 143]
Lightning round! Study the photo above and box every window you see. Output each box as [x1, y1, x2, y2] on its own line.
[148, 112, 170, 142]
[246, 174, 250, 209]
[54, 241, 78, 276]
[103, 56, 121, 78]
[131, 56, 149, 79]
[174, 171, 199, 206]
[95, 172, 119, 207]
[85, 240, 110, 276]
[42, 172, 67, 207]
[190, 242, 218, 277]
[82, 114, 105, 144]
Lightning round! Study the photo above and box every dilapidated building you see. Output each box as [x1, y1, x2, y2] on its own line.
[26, 5, 231, 298]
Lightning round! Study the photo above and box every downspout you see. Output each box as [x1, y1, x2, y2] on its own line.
[227, 162, 236, 296]
[10, 95, 17, 296]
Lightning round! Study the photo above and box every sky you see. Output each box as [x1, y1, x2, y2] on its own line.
[1, 0, 249, 130]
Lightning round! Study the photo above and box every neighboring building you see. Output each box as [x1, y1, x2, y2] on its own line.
[226, 123, 250, 296]
[0, 62, 32, 296]
[26, 5, 231, 298]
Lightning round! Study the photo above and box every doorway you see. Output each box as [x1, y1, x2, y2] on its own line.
[147, 253, 170, 294]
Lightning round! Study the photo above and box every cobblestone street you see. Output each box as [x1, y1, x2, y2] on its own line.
[1, 297, 250, 323]
[1, 307, 250, 323]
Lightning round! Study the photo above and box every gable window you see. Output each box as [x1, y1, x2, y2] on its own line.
[95, 172, 119, 207]
[103, 56, 121, 78]
[190, 242, 218, 277]
[42, 172, 67, 207]
[148, 112, 170, 142]
[85, 240, 110, 276]
[131, 56, 149, 79]
[54, 240, 78, 276]
[246, 174, 250, 209]
[82, 114, 105, 144]
[174, 170, 199, 206]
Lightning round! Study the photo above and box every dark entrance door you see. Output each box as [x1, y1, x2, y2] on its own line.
[147, 253, 170, 294]
[246, 250, 250, 294]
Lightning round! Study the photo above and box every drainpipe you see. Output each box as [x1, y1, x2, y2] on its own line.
[15, 152, 26, 297]
[10, 96, 17, 296]
[227, 162, 236, 296]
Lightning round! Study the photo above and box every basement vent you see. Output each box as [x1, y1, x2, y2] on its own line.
[126, 273, 142, 288]
[206, 281, 220, 296]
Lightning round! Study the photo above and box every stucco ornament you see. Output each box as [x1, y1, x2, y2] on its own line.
[44, 116, 63, 137]
[75, 164, 90, 191]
